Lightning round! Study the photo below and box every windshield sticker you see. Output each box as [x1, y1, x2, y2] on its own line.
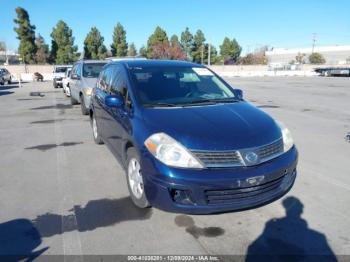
[192, 67, 214, 76]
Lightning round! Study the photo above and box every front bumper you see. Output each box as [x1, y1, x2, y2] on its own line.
[141, 146, 298, 214]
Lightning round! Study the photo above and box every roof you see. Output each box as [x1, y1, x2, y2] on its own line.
[75, 59, 108, 64]
[111, 59, 204, 68]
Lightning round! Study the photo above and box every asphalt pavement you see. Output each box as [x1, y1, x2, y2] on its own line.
[0, 77, 349, 260]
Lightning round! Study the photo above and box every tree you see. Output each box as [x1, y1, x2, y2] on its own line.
[149, 43, 186, 60]
[35, 34, 49, 64]
[139, 45, 147, 57]
[295, 52, 306, 64]
[147, 26, 169, 57]
[83, 27, 107, 59]
[309, 52, 326, 64]
[191, 30, 206, 64]
[127, 43, 137, 56]
[14, 7, 36, 64]
[180, 27, 193, 60]
[0, 42, 6, 52]
[170, 34, 180, 47]
[50, 20, 78, 64]
[111, 22, 128, 57]
[238, 46, 267, 65]
[220, 37, 242, 64]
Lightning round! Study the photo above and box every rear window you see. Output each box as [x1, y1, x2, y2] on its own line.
[83, 63, 106, 78]
[55, 67, 68, 73]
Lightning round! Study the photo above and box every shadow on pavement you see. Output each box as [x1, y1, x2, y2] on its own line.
[1, 197, 152, 258]
[0, 219, 48, 261]
[246, 196, 337, 261]
[0, 91, 14, 96]
[33, 197, 152, 237]
[25, 142, 83, 151]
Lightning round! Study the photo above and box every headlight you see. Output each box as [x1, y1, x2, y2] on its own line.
[277, 121, 294, 152]
[144, 133, 203, 169]
[84, 88, 92, 95]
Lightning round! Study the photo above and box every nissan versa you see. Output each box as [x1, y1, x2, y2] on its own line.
[90, 60, 298, 214]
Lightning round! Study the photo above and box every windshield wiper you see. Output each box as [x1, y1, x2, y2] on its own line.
[143, 102, 180, 108]
[183, 98, 240, 105]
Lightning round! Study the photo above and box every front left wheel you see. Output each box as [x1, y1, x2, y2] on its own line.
[126, 148, 150, 208]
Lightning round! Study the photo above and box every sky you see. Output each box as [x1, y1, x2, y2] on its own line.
[1, 0, 350, 54]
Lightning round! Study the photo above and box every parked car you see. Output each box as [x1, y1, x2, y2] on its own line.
[0, 68, 12, 85]
[53, 65, 72, 88]
[62, 68, 72, 96]
[70, 60, 107, 115]
[90, 60, 298, 214]
[33, 72, 44, 82]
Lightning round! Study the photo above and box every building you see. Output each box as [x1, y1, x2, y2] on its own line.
[0, 50, 20, 65]
[266, 45, 350, 66]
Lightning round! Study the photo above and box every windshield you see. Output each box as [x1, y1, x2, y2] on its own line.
[55, 67, 69, 73]
[129, 66, 237, 106]
[83, 63, 106, 78]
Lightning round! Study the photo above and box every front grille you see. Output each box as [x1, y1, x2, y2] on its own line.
[257, 139, 284, 160]
[205, 175, 285, 205]
[191, 138, 284, 168]
[191, 150, 242, 167]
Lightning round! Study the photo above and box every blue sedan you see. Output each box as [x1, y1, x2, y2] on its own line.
[90, 60, 298, 214]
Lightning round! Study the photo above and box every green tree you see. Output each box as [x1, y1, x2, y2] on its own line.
[170, 34, 180, 47]
[35, 34, 49, 64]
[295, 52, 306, 64]
[127, 43, 137, 56]
[219, 37, 242, 63]
[180, 27, 193, 60]
[13, 7, 36, 64]
[191, 30, 206, 64]
[111, 22, 128, 57]
[309, 52, 326, 64]
[139, 45, 147, 57]
[83, 27, 107, 59]
[0, 42, 6, 51]
[147, 26, 169, 58]
[50, 20, 78, 64]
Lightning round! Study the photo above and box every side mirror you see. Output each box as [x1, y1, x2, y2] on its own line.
[105, 94, 123, 108]
[72, 74, 80, 80]
[233, 89, 243, 100]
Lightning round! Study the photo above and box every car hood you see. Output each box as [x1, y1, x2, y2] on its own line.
[142, 102, 282, 150]
[82, 77, 98, 88]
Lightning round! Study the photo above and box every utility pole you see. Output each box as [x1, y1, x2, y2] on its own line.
[312, 33, 317, 53]
[208, 44, 211, 66]
[201, 45, 204, 64]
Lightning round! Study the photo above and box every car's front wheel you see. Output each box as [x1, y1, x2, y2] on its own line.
[126, 148, 150, 208]
[91, 114, 104, 145]
[8, 77, 11, 84]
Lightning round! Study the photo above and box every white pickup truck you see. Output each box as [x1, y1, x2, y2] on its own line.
[53, 65, 72, 88]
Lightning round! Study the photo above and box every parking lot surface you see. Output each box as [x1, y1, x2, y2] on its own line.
[0, 77, 349, 259]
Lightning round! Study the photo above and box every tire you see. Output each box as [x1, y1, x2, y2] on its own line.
[91, 114, 104, 145]
[80, 95, 89, 115]
[70, 95, 78, 105]
[53, 80, 58, 88]
[126, 147, 150, 208]
[8, 77, 11, 84]
[0, 79, 4, 85]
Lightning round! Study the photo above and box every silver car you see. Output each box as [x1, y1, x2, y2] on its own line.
[69, 60, 107, 115]
[0, 68, 12, 85]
